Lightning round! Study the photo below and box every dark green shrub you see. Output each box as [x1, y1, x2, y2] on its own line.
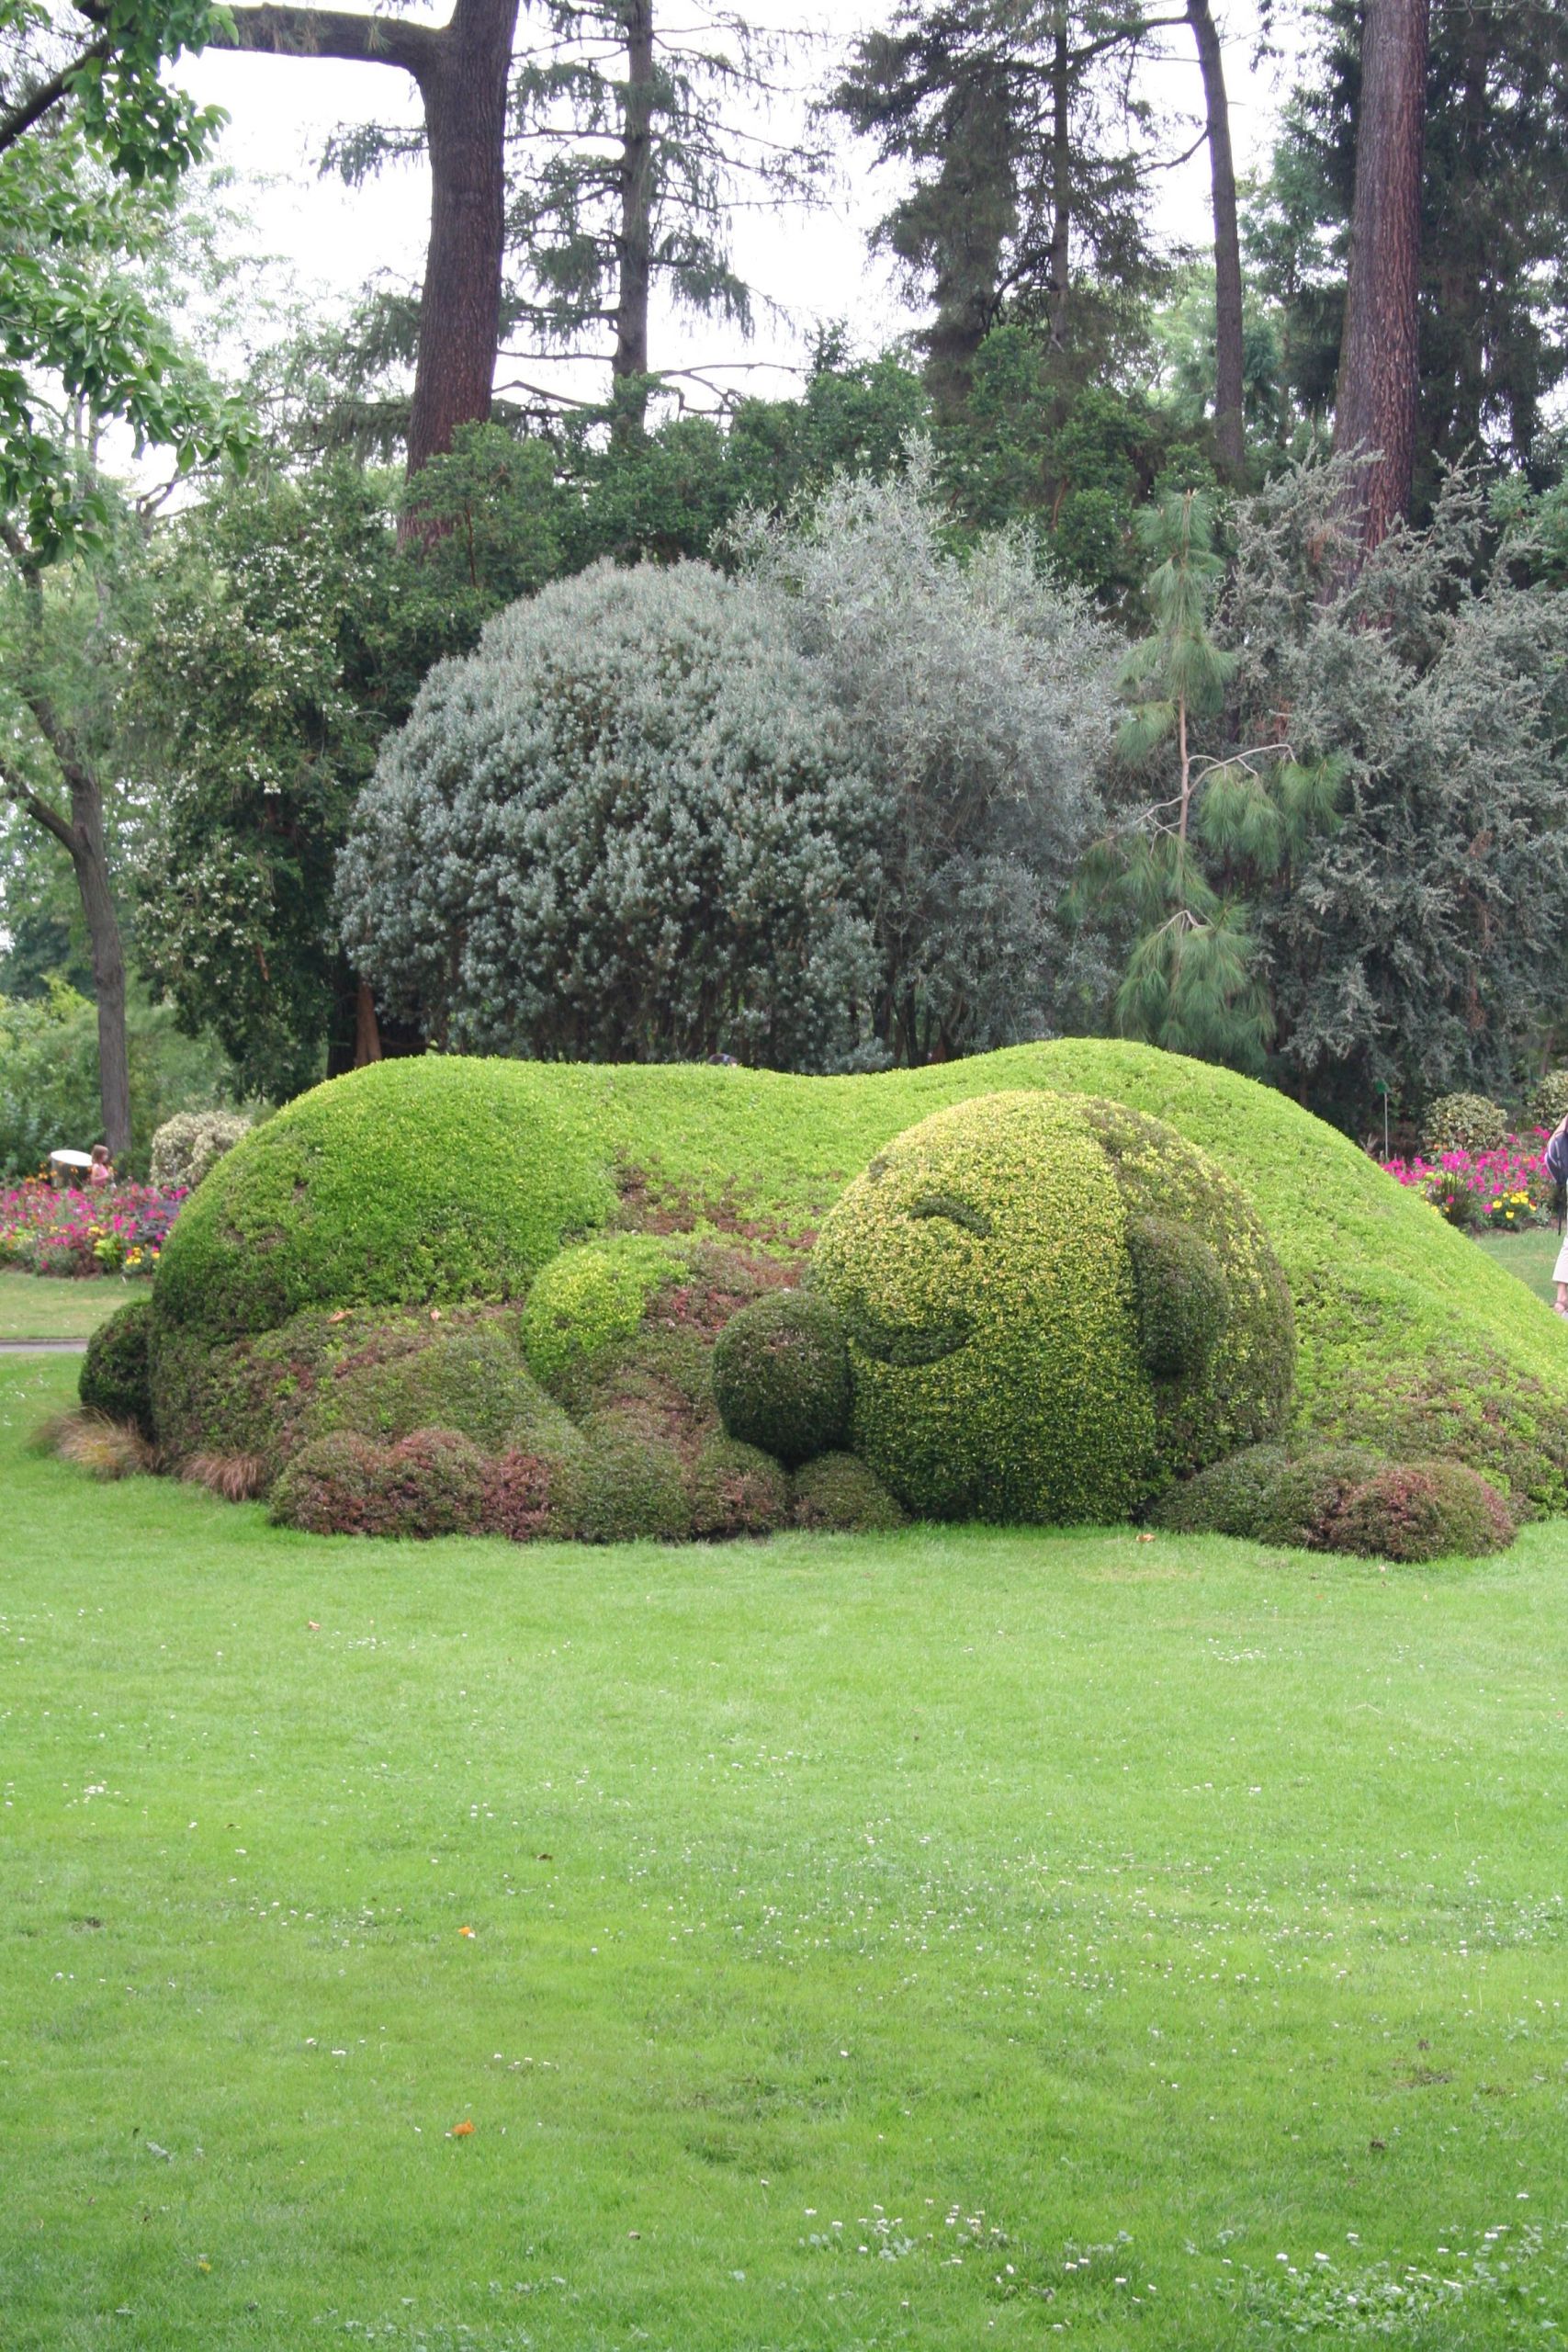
[561, 1419, 693, 1544]
[1420, 1091, 1508, 1156]
[791, 1452, 907, 1533]
[712, 1292, 850, 1465]
[1151, 1443, 1384, 1546]
[689, 1438, 790, 1538]
[1124, 1215, 1229, 1379]
[148, 1304, 554, 1481]
[1324, 1461, 1515, 1562]
[269, 1427, 489, 1538]
[321, 1326, 571, 1454]
[79, 1299, 155, 1436]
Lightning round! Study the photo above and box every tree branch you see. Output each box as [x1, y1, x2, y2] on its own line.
[220, 4, 440, 79]
[0, 33, 113, 158]
[0, 758, 81, 855]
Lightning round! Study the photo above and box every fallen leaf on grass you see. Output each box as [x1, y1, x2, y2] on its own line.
[450, 2120, 475, 2138]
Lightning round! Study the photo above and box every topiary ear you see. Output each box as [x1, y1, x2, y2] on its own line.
[1125, 1215, 1229, 1381]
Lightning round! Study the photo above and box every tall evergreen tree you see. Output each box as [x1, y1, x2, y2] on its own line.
[833, 0, 1175, 411]
[1252, 0, 1568, 501]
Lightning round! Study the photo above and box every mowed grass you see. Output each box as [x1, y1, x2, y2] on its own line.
[1476, 1227, 1562, 1310]
[0, 1270, 129, 1342]
[4, 1358, 1568, 2351]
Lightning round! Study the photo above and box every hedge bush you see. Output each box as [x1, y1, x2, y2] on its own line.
[813, 1091, 1292, 1524]
[143, 1036, 1568, 1514]
[1528, 1070, 1568, 1131]
[324, 1325, 571, 1455]
[561, 1420, 693, 1544]
[1324, 1460, 1515, 1562]
[149, 1110, 253, 1193]
[711, 1292, 850, 1465]
[148, 1305, 552, 1485]
[521, 1236, 679, 1402]
[689, 1437, 791, 1538]
[269, 1427, 490, 1538]
[153, 1056, 614, 1340]
[1420, 1091, 1509, 1156]
[1151, 1443, 1386, 1547]
[791, 1453, 907, 1533]
[78, 1298, 155, 1436]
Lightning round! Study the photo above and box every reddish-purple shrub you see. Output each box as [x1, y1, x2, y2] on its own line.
[269, 1427, 488, 1538]
[480, 1449, 566, 1542]
[1325, 1460, 1515, 1563]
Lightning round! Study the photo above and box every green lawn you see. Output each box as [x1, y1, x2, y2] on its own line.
[1475, 1225, 1562, 1309]
[0, 1269, 131, 1342]
[4, 1353, 1568, 2351]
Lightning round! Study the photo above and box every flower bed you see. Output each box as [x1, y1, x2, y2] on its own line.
[1379, 1135, 1550, 1229]
[0, 1180, 187, 1278]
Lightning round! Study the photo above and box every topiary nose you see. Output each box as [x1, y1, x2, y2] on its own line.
[1124, 1214, 1230, 1380]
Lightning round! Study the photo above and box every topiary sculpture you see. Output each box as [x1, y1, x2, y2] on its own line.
[711, 1292, 851, 1465]
[813, 1091, 1294, 1525]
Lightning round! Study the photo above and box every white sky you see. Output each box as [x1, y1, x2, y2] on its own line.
[174, 0, 1292, 410]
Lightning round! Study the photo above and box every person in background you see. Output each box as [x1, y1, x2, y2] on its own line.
[1549, 1113, 1568, 1315]
[87, 1143, 115, 1192]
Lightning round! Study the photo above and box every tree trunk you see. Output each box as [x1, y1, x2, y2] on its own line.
[224, 0, 520, 480]
[1046, 7, 1071, 349]
[1187, 0, 1245, 480]
[1335, 0, 1432, 555]
[612, 0, 656, 442]
[405, 0, 519, 476]
[71, 794, 131, 1159]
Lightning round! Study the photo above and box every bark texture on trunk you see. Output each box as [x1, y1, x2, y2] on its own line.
[3, 744, 131, 1157]
[1186, 0, 1245, 479]
[225, 0, 519, 478]
[612, 0, 656, 440]
[1335, 0, 1432, 554]
[405, 0, 519, 475]
[1046, 10, 1071, 349]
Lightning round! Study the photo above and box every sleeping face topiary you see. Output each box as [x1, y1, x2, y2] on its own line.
[813, 1091, 1294, 1525]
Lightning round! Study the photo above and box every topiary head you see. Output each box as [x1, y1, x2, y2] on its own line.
[813, 1090, 1293, 1524]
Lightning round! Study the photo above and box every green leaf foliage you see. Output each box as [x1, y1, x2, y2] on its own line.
[812, 1090, 1292, 1523]
[790, 1451, 908, 1534]
[711, 1292, 851, 1467]
[77, 1295, 153, 1435]
[153, 1057, 615, 1340]
[147, 1038, 1568, 1512]
[1421, 1093, 1509, 1159]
